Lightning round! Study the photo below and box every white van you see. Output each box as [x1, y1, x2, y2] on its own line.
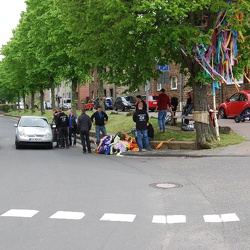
[60, 98, 71, 110]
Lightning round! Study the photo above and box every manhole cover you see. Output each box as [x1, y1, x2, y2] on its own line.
[149, 182, 183, 190]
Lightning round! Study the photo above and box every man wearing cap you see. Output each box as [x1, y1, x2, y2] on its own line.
[155, 88, 171, 132]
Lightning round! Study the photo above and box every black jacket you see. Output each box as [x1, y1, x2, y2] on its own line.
[77, 113, 92, 131]
[56, 112, 69, 128]
[133, 109, 149, 130]
[91, 111, 108, 126]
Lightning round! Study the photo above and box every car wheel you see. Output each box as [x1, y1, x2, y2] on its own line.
[219, 108, 227, 119]
[122, 105, 125, 111]
[234, 115, 241, 123]
[15, 142, 21, 149]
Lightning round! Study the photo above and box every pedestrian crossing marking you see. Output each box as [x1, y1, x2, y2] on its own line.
[203, 213, 240, 223]
[152, 215, 186, 224]
[0, 209, 241, 223]
[1, 209, 39, 218]
[100, 213, 136, 222]
[50, 211, 85, 220]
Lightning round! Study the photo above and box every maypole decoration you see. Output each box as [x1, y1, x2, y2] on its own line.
[192, 0, 245, 140]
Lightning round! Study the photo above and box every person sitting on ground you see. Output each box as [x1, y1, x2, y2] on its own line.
[183, 91, 194, 116]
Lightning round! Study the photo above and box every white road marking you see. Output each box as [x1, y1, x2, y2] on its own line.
[50, 211, 85, 220]
[1, 209, 39, 218]
[152, 215, 167, 224]
[100, 213, 136, 222]
[152, 215, 187, 224]
[167, 215, 186, 224]
[203, 214, 222, 223]
[221, 213, 240, 222]
[204, 213, 240, 223]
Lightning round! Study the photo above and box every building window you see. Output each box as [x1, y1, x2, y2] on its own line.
[157, 71, 169, 90]
[171, 76, 178, 90]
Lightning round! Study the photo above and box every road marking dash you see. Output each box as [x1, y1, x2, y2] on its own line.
[221, 213, 240, 222]
[100, 213, 136, 222]
[1, 209, 39, 218]
[167, 215, 186, 224]
[50, 211, 85, 220]
[152, 215, 167, 224]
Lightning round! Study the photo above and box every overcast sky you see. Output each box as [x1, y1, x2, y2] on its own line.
[0, 0, 26, 48]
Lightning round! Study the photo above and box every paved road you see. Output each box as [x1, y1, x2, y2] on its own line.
[1, 116, 250, 249]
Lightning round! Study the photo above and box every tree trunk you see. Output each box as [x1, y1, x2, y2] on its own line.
[96, 68, 105, 110]
[40, 88, 45, 115]
[50, 76, 55, 109]
[31, 92, 35, 113]
[71, 77, 77, 113]
[193, 82, 216, 149]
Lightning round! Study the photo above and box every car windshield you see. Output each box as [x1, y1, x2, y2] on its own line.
[125, 96, 136, 102]
[19, 118, 49, 127]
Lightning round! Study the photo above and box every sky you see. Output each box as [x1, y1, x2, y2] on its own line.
[0, 0, 26, 48]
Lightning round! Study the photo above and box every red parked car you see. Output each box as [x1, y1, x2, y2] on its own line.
[218, 90, 250, 118]
[85, 100, 95, 110]
[141, 94, 159, 111]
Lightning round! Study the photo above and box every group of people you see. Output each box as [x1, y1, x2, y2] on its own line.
[52, 108, 78, 149]
[52, 89, 193, 154]
[52, 106, 108, 154]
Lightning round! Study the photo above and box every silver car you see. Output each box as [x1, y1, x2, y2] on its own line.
[15, 116, 54, 149]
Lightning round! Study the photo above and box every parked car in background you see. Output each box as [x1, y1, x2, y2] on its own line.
[59, 98, 71, 110]
[114, 96, 136, 111]
[15, 116, 55, 149]
[104, 97, 113, 110]
[141, 94, 159, 111]
[218, 90, 250, 118]
[92, 97, 113, 110]
[85, 99, 94, 110]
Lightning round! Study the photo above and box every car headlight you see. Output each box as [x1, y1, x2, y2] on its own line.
[18, 129, 27, 137]
[44, 130, 52, 137]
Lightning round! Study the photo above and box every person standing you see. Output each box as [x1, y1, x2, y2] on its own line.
[52, 108, 59, 148]
[91, 106, 108, 146]
[135, 95, 147, 111]
[77, 109, 92, 153]
[133, 102, 151, 152]
[56, 109, 69, 148]
[155, 88, 171, 132]
[68, 109, 77, 146]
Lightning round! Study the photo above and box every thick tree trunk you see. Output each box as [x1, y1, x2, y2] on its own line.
[193, 82, 217, 149]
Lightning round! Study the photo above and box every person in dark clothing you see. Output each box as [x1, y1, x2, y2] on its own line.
[183, 91, 194, 116]
[147, 123, 154, 141]
[52, 108, 59, 147]
[133, 102, 151, 152]
[56, 109, 69, 148]
[91, 106, 108, 146]
[68, 109, 77, 146]
[171, 96, 178, 126]
[78, 109, 92, 153]
[135, 95, 147, 111]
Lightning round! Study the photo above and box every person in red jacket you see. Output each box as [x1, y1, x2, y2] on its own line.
[155, 88, 171, 132]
